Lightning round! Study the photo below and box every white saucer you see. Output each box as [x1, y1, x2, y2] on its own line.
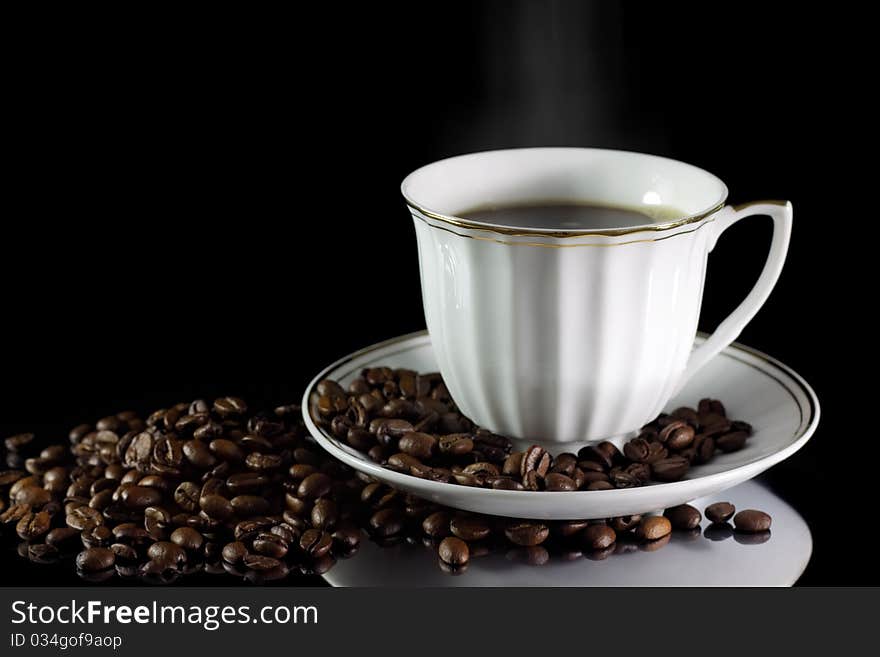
[322, 480, 812, 587]
[302, 331, 819, 519]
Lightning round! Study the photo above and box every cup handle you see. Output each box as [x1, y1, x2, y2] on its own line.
[676, 200, 793, 392]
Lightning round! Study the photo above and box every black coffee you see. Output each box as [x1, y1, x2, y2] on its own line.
[459, 201, 684, 230]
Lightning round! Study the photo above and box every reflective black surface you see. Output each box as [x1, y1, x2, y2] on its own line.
[1, 2, 868, 584]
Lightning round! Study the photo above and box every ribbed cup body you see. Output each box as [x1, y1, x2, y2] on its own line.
[414, 217, 712, 443]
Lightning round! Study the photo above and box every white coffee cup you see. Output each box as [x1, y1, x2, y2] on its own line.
[402, 148, 792, 444]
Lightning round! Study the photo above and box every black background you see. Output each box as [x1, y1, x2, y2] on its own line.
[2, 2, 871, 585]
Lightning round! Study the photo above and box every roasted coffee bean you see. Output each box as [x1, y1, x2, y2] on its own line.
[705, 502, 736, 523]
[14, 486, 52, 508]
[222, 541, 248, 564]
[398, 432, 436, 459]
[174, 481, 201, 513]
[699, 398, 726, 417]
[610, 515, 642, 533]
[270, 523, 299, 544]
[16, 511, 51, 540]
[577, 445, 612, 469]
[5, 433, 35, 452]
[586, 480, 614, 491]
[387, 452, 423, 471]
[207, 438, 243, 462]
[183, 440, 216, 469]
[582, 524, 616, 550]
[733, 509, 772, 533]
[111, 543, 138, 562]
[331, 522, 362, 550]
[438, 537, 469, 566]
[717, 431, 749, 453]
[46, 527, 80, 549]
[623, 438, 651, 463]
[521, 445, 551, 478]
[121, 486, 162, 509]
[549, 453, 577, 476]
[544, 473, 577, 491]
[147, 541, 187, 566]
[299, 529, 333, 557]
[422, 511, 451, 538]
[226, 472, 269, 494]
[297, 472, 332, 500]
[76, 547, 115, 572]
[253, 532, 289, 558]
[213, 396, 248, 418]
[245, 452, 283, 471]
[504, 522, 549, 546]
[230, 495, 270, 516]
[123, 432, 154, 471]
[81, 525, 113, 548]
[369, 508, 404, 537]
[310, 498, 338, 530]
[170, 527, 204, 551]
[439, 434, 474, 456]
[501, 452, 524, 476]
[663, 504, 702, 530]
[490, 477, 524, 490]
[636, 516, 672, 541]
[243, 554, 280, 571]
[450, 515, 491, 541]
[651, 456, 690, 482]
[199, 494, 234, 520]
[66, 505, 103, 531]
[112, 523, 149, 545]
[1, 503, 32, 526]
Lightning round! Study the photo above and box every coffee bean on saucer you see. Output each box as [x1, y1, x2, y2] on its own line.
[651, 456, 690, 482]
[438, 537, 469, 566]
[521, 446, 551, 478]
[705, 502, 736, 523]
[733, 509, 772, 533]
[717, 431, 749, 453]
[663, 504, 702, 530]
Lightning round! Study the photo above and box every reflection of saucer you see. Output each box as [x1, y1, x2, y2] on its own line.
[303, 331, 819, 520]
[323, 479, 812, 586]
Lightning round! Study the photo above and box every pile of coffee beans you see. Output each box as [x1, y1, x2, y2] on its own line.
[309, 368, 754, 490]
[1, 387, 770, 584]
[1, 398, 368, 583]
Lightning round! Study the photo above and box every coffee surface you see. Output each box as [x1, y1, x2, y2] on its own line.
[459, 201, 685, 230]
